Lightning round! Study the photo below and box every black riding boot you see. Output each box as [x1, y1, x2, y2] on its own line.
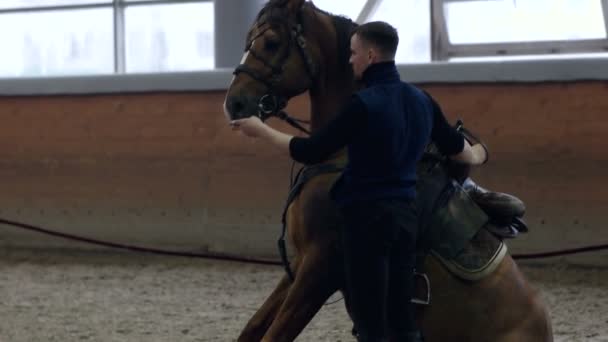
[392, 330, 424, 342]
[354, 331, 387, 342]
[353, 330, 423, 342]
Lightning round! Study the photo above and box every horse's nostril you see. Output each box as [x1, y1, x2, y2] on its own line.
[233, 100, 244, 116]
[227, 96, 246, 118]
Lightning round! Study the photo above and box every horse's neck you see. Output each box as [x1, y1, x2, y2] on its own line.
[306, 11, 356, 132]
[306, 65, 355, 163]
[308, 81, 353, 131]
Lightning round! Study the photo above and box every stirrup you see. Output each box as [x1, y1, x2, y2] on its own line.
[411, 271, 430, 305]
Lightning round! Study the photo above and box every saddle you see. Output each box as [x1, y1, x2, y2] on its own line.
[411, 145, 528, 305]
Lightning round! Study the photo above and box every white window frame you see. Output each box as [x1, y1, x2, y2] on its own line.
[355, 0, 382, 24]
[432, 0, 608, 60]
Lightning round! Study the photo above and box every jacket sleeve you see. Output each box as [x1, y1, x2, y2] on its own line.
[424, 91, 465, 156]
[289, 95, 367, 164]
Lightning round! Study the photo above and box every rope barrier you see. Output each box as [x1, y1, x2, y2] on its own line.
[2, 217, 607, 263]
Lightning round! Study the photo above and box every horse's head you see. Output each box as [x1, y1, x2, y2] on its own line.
[223, 0, 321, 121]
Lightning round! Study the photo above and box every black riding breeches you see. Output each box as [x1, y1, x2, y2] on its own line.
[340, 198, 418, 342]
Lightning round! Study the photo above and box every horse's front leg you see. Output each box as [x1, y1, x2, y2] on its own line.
[237, 258, 301, 342]
[261, 244, 341, 342]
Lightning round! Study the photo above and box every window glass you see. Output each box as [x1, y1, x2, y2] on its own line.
[445, 0, 606, 44]
[369, 0, 431, 63]
[314, 0, 431, 64]
[125, 2, 215, 73]
[0, 9, 114, 77]
[311, 0, 368, 21]
[0, 0, 109, 9]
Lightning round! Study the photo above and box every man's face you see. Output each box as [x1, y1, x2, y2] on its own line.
[349, 34, 372, 80]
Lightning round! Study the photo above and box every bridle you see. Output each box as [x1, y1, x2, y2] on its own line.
[233, 8, 317, 134]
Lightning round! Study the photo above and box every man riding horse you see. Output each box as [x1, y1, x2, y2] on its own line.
[225, 1, 552, 341]
[232, 21, 487, 342]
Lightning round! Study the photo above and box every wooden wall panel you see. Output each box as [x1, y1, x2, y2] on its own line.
[0, 83, 606, 264]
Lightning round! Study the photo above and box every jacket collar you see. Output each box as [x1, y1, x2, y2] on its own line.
[362, 61, 400, 86]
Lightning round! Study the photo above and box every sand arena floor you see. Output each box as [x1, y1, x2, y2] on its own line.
[0, 247, 607, 342]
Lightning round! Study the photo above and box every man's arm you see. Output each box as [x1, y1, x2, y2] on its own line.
[425, 92, 487, 165]
[230, 118, 293, 152]
[450, 139, 487, 165]
[231, 96, 366, 164]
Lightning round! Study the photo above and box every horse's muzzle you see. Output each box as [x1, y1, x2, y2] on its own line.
[224, 94, 260, 120]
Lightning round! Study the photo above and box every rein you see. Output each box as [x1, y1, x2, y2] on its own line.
[275, 110, 311, 135]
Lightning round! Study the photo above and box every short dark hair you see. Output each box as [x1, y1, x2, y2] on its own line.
[351, 21, 399, 59]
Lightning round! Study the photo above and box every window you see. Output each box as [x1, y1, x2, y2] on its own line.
[312, 0, 431, 64]
[437, 0, 608, 60]
[369, 0, 431, 63]
[0, 9, 113, 77]
[312, 0, 369, 21]
[125, 2, 214, 73]
[0, 0, 214, 77]
[1, 0, 607, 78]
[0, 0, 109, 9]
[445, 0, 606, 44]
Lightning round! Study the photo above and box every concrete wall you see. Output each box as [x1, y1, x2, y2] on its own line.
[0, 83, 606, 265]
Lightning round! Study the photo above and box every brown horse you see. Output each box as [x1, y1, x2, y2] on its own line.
[224, 1, 553, 341]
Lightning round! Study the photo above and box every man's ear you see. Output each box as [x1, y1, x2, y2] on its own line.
[368, 48, 377, 63]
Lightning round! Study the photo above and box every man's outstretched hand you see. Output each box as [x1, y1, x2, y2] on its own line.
[230, 116, 294, 154]
[230, 116, 269, 138]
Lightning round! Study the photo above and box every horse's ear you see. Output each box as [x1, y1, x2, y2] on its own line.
[285, 0, 306, 14]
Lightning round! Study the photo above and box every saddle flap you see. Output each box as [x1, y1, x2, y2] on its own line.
[427, 181, 489, 260]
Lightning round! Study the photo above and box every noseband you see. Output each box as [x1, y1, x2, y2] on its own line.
[233, 9, 316, 134]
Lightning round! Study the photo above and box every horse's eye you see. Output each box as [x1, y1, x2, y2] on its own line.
[265, 40, 280, 51]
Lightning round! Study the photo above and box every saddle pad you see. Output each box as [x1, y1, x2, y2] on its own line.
[431, 228, 507, 281]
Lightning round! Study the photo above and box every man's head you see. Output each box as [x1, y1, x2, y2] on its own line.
[349, 21, 399, 80]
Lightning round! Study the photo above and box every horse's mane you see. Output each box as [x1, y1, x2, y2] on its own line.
[253, 0, 293, 27]
[308, 2, 358, 77]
